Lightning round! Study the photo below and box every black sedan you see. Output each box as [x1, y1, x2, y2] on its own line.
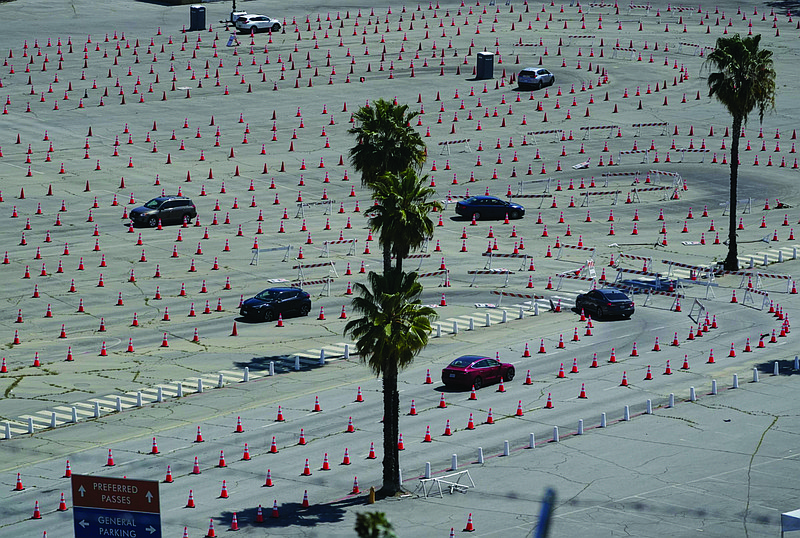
[455, 196, 525, 221]
[441, 355, 515, 390]
[575, 288, 635, 320]
[239, 287, 311, 322]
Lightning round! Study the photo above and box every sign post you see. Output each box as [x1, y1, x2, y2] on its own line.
[71, 474, 161, 538]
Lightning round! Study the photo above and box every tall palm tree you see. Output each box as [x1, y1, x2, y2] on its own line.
[344, 270, 438, 497]
[365, 169, 442, 275]
[348, 99, 426, 188]
[704, 34, 776, 271]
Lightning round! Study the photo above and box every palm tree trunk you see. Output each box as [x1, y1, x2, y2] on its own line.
[725, 115, 742, 271]
[379, 359, 402, 497]
[383, 247, 393, 278]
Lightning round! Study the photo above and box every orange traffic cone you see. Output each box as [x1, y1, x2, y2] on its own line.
[524, 370, 533, 384]
[464, 513, 475, 532]
[620, 372, 629, 386]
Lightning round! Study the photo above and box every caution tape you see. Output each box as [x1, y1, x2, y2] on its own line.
[616, 267, 662, 277]
[527, 129, 564, 135]
[291, 277, 334, 286]
[482, 252, 527, 258]
[617, 253, 652, 262]
[437, 138, 471, 146]
[661, 259, 715, 271]
[418, 269, 448, 278]
[292, 262, 335, 269]
[584, 190, 622, 196]
[724, 271, 791, 280]
[561, 244, 594, 251]
[602, 171, 640, 177]
[559, 273, 596, 281]
[632, 122, 670, 128]
[489, 291, 543, 299]
[633, 186, 671, 192]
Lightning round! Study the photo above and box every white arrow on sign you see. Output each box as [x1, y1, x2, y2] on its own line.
[79, 520, 89, 529]
[145, 491, 153, 503]
[146, 526, 156, 535]
[78, 485, 86, 497]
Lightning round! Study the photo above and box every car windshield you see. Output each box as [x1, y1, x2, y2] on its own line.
[255, 289, 283, 300]
[604, 291, 629, 300]
[449, 357, 478, 368]
[144, 199, 162, 209]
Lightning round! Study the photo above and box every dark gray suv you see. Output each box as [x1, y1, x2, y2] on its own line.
[130, 196, 197, 227]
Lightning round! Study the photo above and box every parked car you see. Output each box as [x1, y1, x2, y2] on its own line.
[517, 67, 555, 90]
[234, 14, 282, 33]
[130, 196, 197, 227]
[575, 288, 635, 319]
[455, 196, 525, 221]
[441, 355, 515, 390]
[239, 287, 311, 322]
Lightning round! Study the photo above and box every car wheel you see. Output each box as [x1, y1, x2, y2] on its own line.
[299, 304, 310, 316]
[182, 213, 192, 224]
[250, 26, 259, 34]
[504, 367, 515, 382]
[534, 82, 541, 90]
[472, 376, 483, 390]
[262, 309, 275, 322]
[549, 77, 555, 87]
[272, 23, 281, 32]
[510, 210, 520, 219]
[472, 212, 480, 221]
[596, 306, 604, 320]
[148, 217, 158, 227]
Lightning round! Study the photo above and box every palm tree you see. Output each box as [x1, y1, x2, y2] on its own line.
[365, 169, 442, 275]
[344, 270, 438, 497]
[354, 512, 397, 538]
[348, 99, 426, 188]
[704, 34, 776, 270]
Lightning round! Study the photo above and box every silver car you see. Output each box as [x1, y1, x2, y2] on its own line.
[517, 67, 555, 90]
[235, 14, 282, 33]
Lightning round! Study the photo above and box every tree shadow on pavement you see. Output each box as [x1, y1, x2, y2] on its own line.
[215, 495, 366, 529]
[754, 358, 800, 376]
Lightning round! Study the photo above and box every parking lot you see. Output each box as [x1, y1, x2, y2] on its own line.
[1, 0, 800, 536]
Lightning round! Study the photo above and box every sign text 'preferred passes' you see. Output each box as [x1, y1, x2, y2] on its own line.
[71, 474, 161, 538]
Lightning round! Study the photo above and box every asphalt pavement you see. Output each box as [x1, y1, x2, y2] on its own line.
[1, 0, 800, 536]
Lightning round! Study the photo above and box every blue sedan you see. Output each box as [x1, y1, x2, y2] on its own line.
[454, 196, 525, 221]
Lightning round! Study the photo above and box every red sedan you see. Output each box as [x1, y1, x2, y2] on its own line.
[441, 355, 515, 390]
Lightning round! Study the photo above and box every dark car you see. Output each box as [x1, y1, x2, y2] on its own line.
[130, 196, 197, 227]
[575, 288, 635, 320]
[517, 67, 555, 90]
[454, 196, 525, 221]
[239, 287, 312, 322]
[441, 355, 515, 390]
